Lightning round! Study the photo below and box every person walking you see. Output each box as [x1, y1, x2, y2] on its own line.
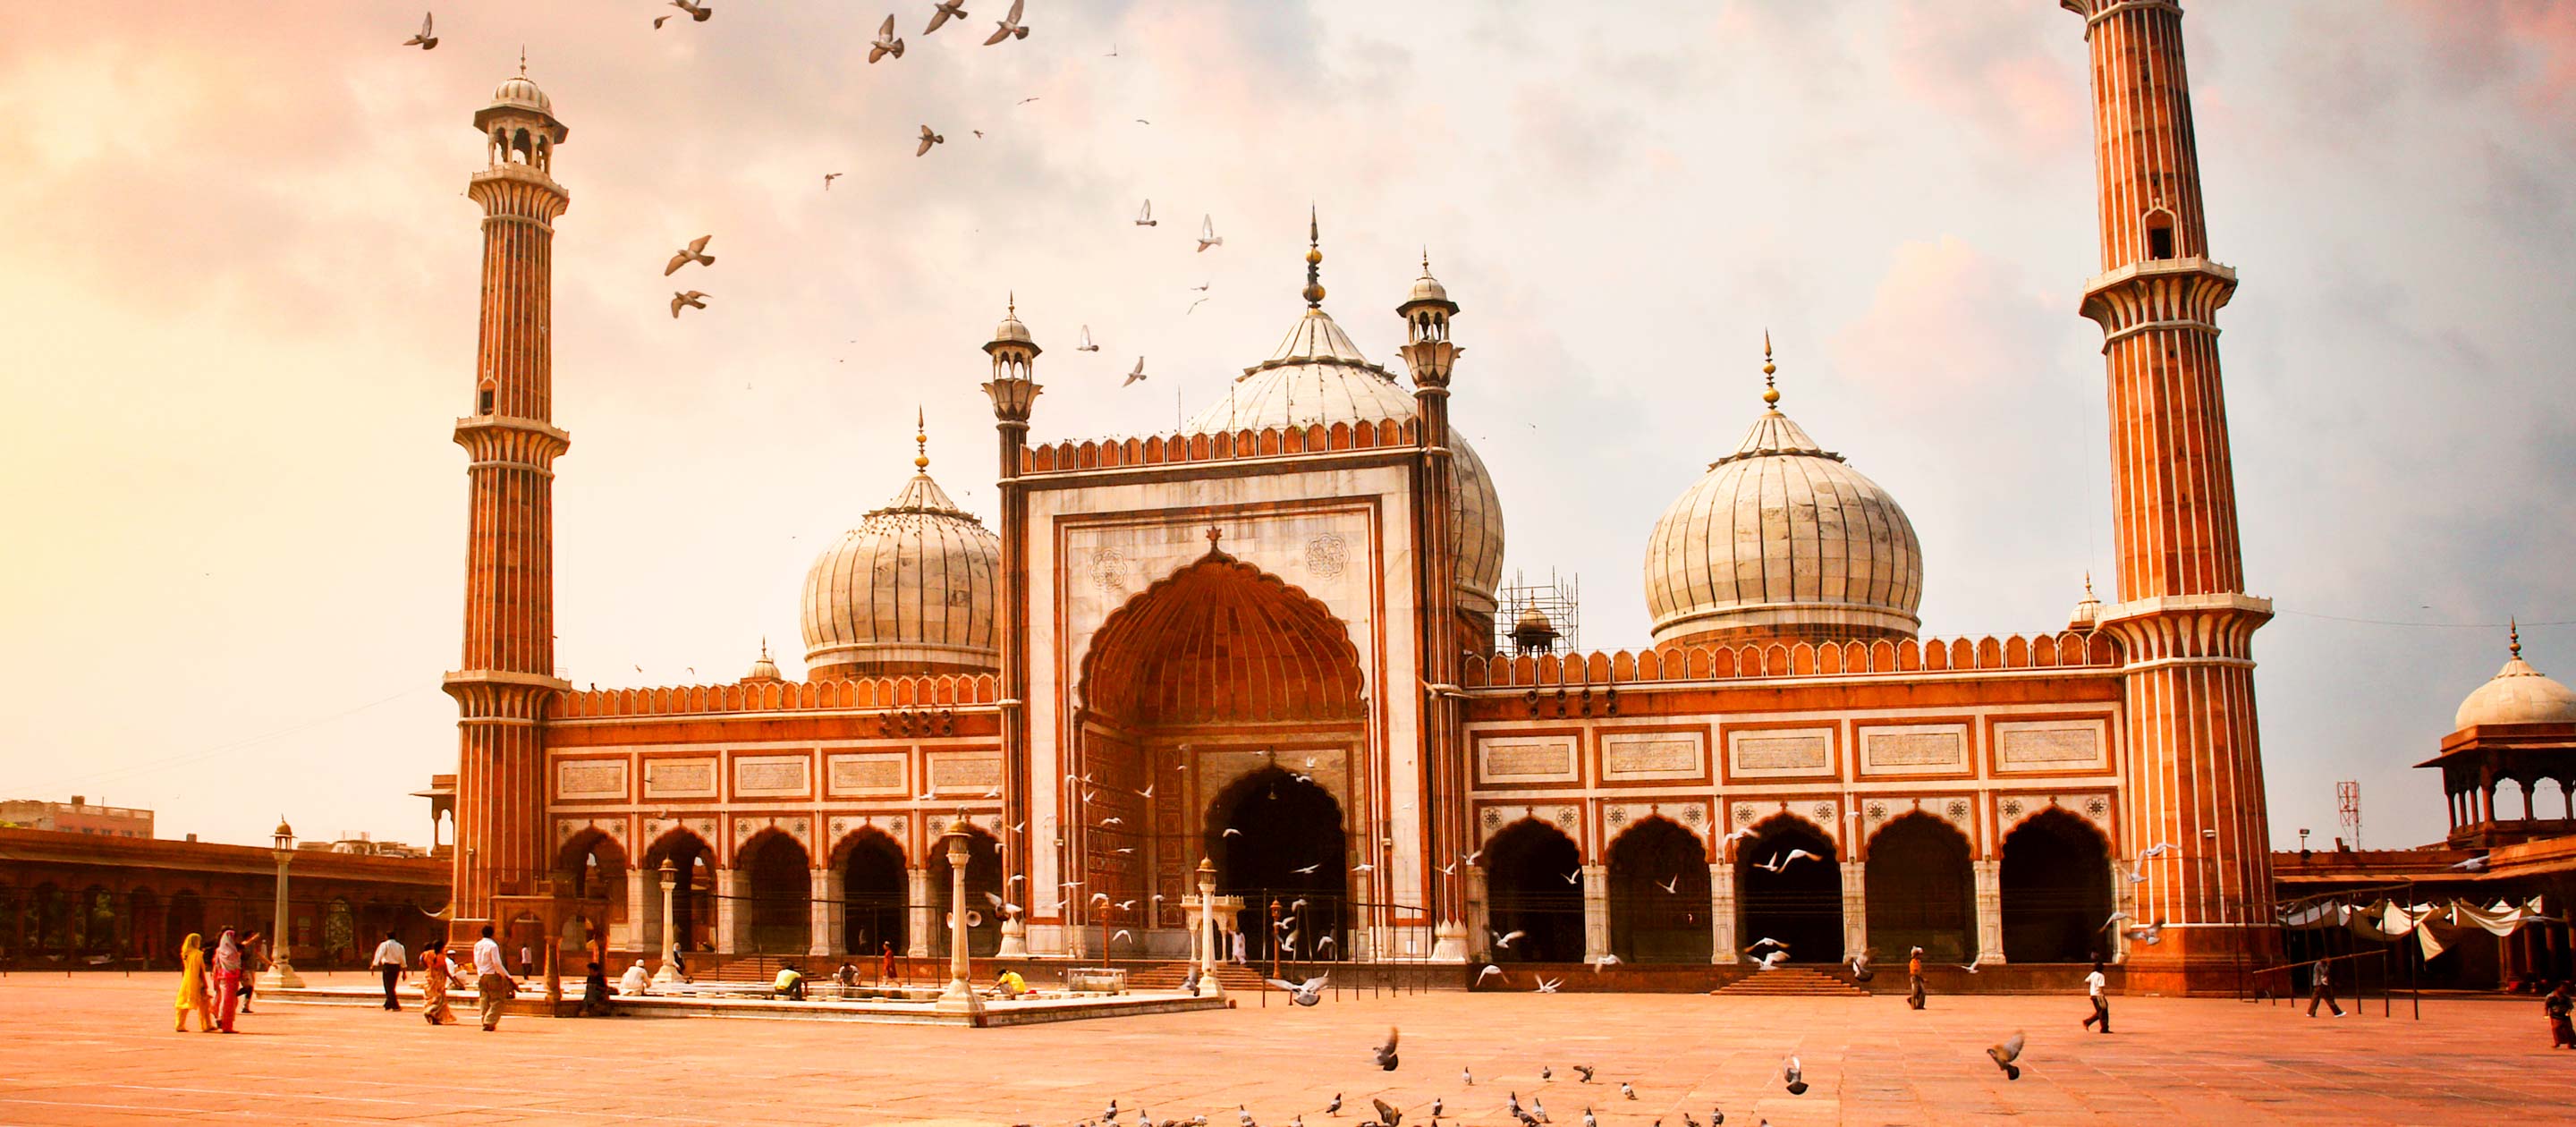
[518, 941, 534, 979]
[174, 933, 214, 1033]
[1907, 946, 1927, 1011]
[2080, 961, 2112, 1033]
[370, 931, 407, 1011]
[2546, 983, 2574, 1048]
[236, 933, 262, 1014]
[878, 940, 896, 985]
[419, 943, 458, 1026]
[210, 929, 244, 1033]
[2307, 958, 2345, 1018]
[472, 924, 516, 1032]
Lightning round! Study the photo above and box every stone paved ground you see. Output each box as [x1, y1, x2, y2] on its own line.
[3, 972, 2569, 1125]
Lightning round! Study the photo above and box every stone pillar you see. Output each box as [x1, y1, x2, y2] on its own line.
[714, 869, 741, 955]
[653, 860, 680, 985]
[627, 867, 651, 954]
[1840, 860, 1868, 962]
[905, 867, 933, 959]
[935, 821, 984, 1015]
[1195, 860, 1224, 998]
[1708, 863, 1739, 964]
[810, 869, 843, 957]
[1974, 859, 2005, 964]
[1580, 863, 1609, 963]
[1465, 866, 1492, 962]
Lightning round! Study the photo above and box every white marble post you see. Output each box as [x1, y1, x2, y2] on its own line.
[715, 869, 741, 955]
[1974, 859, 2005, 964]
[905, 867, 933, 958]
[1580, 863, 1610, 963]
[626, 868, 652, 954]
[1840, 860, 1868, 962]
[1195, 859, 1224, 998]
[810, 869, 843, 957]
[653, 860, 681, 985]
[1708, 862, 1739, 963]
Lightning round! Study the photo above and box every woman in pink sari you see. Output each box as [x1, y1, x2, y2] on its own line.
[174, 933, 214, 1032]
[210, 929, 244, 1032]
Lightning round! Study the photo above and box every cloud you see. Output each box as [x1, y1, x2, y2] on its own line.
[1885, 1, 2086, 158]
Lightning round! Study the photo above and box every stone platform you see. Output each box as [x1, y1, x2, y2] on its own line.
[263, 979, 1226, 1027]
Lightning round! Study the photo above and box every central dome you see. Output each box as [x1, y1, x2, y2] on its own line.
[1643, 363, 1922, 648]
[1183, 304, 1504, 620]
[800, 463, 1000, 679]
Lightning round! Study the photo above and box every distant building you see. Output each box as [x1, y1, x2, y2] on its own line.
[0, 796, 153, 840]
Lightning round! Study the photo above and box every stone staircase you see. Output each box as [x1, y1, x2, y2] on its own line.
[1712, 967, 1871, 997]
[1125, 962, 1275, 993]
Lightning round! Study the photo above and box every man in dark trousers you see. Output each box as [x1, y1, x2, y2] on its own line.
[2307, 958, 2345, 1018]
[369, 931, 407, 1011]
[2080, 961, 2111, 1032]
[1907, 946, 1927, 1010]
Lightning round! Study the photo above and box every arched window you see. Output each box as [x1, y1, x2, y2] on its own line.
[2143, 209, 2177, 260]
[478, 378, 496, 416]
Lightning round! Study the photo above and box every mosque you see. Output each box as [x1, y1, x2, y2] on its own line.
[438, 0, 2283, 994]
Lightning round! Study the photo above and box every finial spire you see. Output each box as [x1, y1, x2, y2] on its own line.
[1007, 291, 1015, 317]
[759, 636, 771, 660]
[1760, 330, 1781, 411]
[914, 406, 930, 471]
[2511, 617, 2523, 659]
[519, 47, 528, 77]
[2083, 571, 2096, 598]
[1302, 205, 1326, 308]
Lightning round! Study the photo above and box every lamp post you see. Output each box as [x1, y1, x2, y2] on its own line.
[1196, 858, 1224, 999]
[262, 818, 305, 989]
[653, 859, 681, 986]
[935, 818, 984, 1015]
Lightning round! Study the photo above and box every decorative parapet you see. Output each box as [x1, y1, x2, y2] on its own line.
[1460, 631, 2120, 690]
[553, 673, 1001, 719]
[1021, 418, 1419, 474]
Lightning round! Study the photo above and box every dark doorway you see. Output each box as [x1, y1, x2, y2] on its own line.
[930, 826, 1003, 957]
[1608, 818, 1710, 963]
[1484, 819, 1583, 963]
[1736, 818, 1841, 962]
[1865, 813, 1976, 963]
[2000, 809, 2113, 962]
[841, 832, 908, 956]
[1209, 767, 1347, 960]
[740, 832, 812, 955]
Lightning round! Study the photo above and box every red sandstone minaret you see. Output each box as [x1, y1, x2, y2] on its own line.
[1396, 240, 1470, 959]
[2062, 0, 2277, 993]
[445, 70, 572, 936]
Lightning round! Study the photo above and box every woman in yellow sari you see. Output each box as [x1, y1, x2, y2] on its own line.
[174, 933, 213, 1032]
[419, 943, 456, 1025]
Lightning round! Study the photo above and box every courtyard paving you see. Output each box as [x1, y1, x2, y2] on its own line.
[0, 971, 2566, 1125]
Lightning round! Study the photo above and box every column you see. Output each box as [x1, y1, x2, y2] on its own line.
[905, 867, 933, 959]
[810, 869, 843, 958]
[627, 868, 652, 954]
[1580, 863, 1609, 963]
[1840, 860, 1868, 962]
[1974, 859, 2005, 964]
[1465, 866, 1492, 962]
[714, 869, 741, 955]
[1708, 863, 1739, 964]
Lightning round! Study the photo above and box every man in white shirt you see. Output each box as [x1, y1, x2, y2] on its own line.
[2081, 961, 2111, 1033]
[472, 925, 514, 1031]
[369, 932, 407, 1011]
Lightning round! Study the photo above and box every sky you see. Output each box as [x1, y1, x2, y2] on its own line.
[2, 1, 2570, 853]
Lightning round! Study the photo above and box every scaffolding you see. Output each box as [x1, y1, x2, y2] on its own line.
[2337, 781, 2362, 851]
[1494, 569, 1581, 656]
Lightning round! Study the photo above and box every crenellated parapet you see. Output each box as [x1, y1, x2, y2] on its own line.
[1461, 631, 2120, 690]
[1021, 418, 1419, 475]
[555, 672, 1001, 719]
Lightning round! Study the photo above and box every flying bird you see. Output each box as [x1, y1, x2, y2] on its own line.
[1781, 1056, 1808, 1097]
[1658, 875, 1681, 894]
[1197, 214, 1224, 252]
[1475, 963, 1505, 984]
[654, 0, 713, 29]
[925, 0, 967, 34]
[1573, 1065, 1595, 1084]
[1755, 849, 1820, 873]
[916, 125, 945, 156]
[1187, 297, 1209, 315]
[1110, 928, 1133, 945]
[665, 234, 716, 275]
[1373, 1027, 1400, 1071]
[2098, 911, 2130, 931]
[1756, 949, 1789, 970]
[1493, 929, 1526, 949]
[1562, 870, 1580, 885]
[1267, 973, 1328, 1005]
[823, 172, 842, 189]
[2137, 842, 2174, 860]
[1077, 325, 1099, 352]
[1136, 199, 1157, 226]
[1372, 1100, 1402, 1127]
[982, 892, 1022, 917]
[1534, 977, 1562, 994]
[1123, 356, 1148, 386]
[2123, 919, 2167, 945]
[402, 11, 438, 49]
[1352, 862, 1376, 873]
[983, 0, 1029, 44]
[1849, 952, 1875, 981]
[1986, 1031, 2026, 1080]
[869, 14, 906, 62]
[1223, 826, 1243, 838]
[669, 291, 709, 318]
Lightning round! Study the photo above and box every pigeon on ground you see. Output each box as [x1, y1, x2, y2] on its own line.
[1987, 1031, 2026, 1080]
[1540, 1067, 1552, 1082]
[1782, 1056, 1808, 1097]
[1267, 974, 1327, 1005]
[1124, 357, 1148, 386]
[1371, 1099, 1402, 1127]
[670, 291, 709, 318]
[654, 0, 713, 28]
[1326, 1094, 1342, 1116]
[402, 11, 438, 48]
[925, 0, 967, 34]
[916, 125, 945, 156]
[1431, 1097, 1443, 1116]
[1462, 1068, 1474, 1087]
[869, 14, 905, 62]
[1106, 1099, 1120, 1122]
[665, 235, 715, 275]
[1619, 1083, 1634, 1100]
[1136, 199, 1157, 226]
[1582, 1110, 1596, 1127]
[1197, 215, 1224, 252]
[1530, 1097, 1548, 1123]
[983, 0, 1029, 44]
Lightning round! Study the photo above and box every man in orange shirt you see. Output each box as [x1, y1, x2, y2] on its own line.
[1907, 946, 1927, 1010]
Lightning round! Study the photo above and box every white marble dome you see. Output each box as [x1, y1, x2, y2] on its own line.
[490, 75, 552, 115]
[1643, 400, 1923, 646]
[2455, 634, 2576, 729]
[1184, 305, 1504, 618]
[800, 470, 1001, 676]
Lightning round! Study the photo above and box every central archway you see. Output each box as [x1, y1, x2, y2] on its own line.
[737, 831, 812, 955]
[837, 829, 907, 958]
[1484, 819, 1584, 963]
[1735, 816, 1841, 962]
[1608, 817, 1710, 963]
[1864, 813, 1974, 963]
[2001, 809, 2112, 962]
[1208, 767, 1348, 960]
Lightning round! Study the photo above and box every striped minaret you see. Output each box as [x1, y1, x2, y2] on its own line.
[2063, 0, 2277, 995]
[445, 71, 572, 937]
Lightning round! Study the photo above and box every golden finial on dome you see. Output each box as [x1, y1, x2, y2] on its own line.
[759, 635, 771, 660]
[519, 47, 528, 77]
[1760, 330, 1781, 410]
[914, 406, 930, 471]
[2512, 617, 2523, 659]
[2083, 571, 2096, 598]
[1302, 205, 1326, 307]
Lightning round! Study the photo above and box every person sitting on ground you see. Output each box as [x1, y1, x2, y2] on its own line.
[618, 960, 651, 998]
[993, 969, 1029, 999]
[2546, 982, 2574, 1049]
[836, 960, 860, 987]
[774, 962, 808, 1001]
[580, 962, 614, 1017]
